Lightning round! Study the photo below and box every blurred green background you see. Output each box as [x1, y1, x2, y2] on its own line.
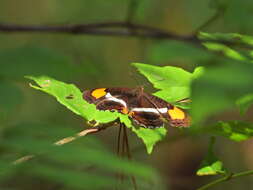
[1, 0, 253, 190]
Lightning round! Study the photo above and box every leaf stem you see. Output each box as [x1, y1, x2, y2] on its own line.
[196, 170, 253, 190]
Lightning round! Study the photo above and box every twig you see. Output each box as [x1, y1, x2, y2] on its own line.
[54, 128, 99, 145]
[13, 155, 35, 165]
[0, 21, 199, 43]
[193, 8, 224, 34]
[196, 170, 253, 190]
[1, 21, 252, 50]
[12, 127, 101, 165]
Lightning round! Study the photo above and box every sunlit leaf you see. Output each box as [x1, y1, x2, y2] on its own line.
[132, 127, 167, 154]
[133, 63, 204, 102]
[197, 137, 226, 176]
[199, 32, 253, 47]
[202, 42, 249, 61]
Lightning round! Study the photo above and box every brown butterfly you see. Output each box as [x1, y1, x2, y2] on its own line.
[83, 87, 191, 128]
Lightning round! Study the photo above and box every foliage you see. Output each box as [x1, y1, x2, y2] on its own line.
[0, 47, 82, 80]
[204, 121, 253, 142]
[197, 137, 226, 176]
[191, 61, 253, 124]
[26, 76, 167, 154]
[1, 0, 253, 190]
[148, 40, 212, 65]
[133, 63, 204, 103]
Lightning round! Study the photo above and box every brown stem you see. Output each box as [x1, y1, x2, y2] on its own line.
[117, 124, 122, 156]
[123, 125, 138, 190]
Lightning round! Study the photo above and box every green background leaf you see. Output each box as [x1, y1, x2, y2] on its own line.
[204, 121, 253, 142]
[191, 62, 253, 124]
[0, 47, 82, 80]
[148, 40, 212, 64]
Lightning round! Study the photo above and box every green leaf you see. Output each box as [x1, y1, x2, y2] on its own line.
[118, 114, 167, 154]
[197, 137, 226, 176]
[26, 76, 166, 154]
[133, 63, 204, 102]
[191, 62, 253, 124]
[199, 32, 253, 47]
[199, 32, 253, 62]
[132, 127, 167, 154]
[223, 0, 253, 31]
[26, 75, 120, 124]
[236, 93, 253, 114]
[204, 121, 253, 142]
[203, 42, 250, 61]
[148, 40, 212, 64]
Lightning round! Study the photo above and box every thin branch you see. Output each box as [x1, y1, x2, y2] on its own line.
[1, 21, 251, 49]
[1, 21, 252, 56]
[12, 155, 35, 165]
[13, 127, 101, 165]
[54, 128, 99, 145]
[196, 170, 253, 190]
[193, 8, 225, 34]
[0, 21, 199, 43]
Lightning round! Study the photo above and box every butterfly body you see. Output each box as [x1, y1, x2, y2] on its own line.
[83, 87, 190, 128]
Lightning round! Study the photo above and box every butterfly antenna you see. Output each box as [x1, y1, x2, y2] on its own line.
[176, 98, 191, 103]
[129, 68, 152, 90]
[129, 70, 142, 87]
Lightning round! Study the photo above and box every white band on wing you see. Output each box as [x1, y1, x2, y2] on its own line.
[105, 93, 127, 107]
[131, 107, 168, 114]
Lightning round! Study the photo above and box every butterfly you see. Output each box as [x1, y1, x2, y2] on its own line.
[83, 87, 190, 128]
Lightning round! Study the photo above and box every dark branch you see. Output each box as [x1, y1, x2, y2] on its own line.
[1, 21, 251, 50]
[193, 7, 225, 34]
[0, 21, 200, 43]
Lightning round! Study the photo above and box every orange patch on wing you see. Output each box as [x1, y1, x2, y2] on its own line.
[91, 88, 107, 99]
[128, 111, 134, 117]
[168, 106, 185, 120]
[121, 107, 129, 114]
